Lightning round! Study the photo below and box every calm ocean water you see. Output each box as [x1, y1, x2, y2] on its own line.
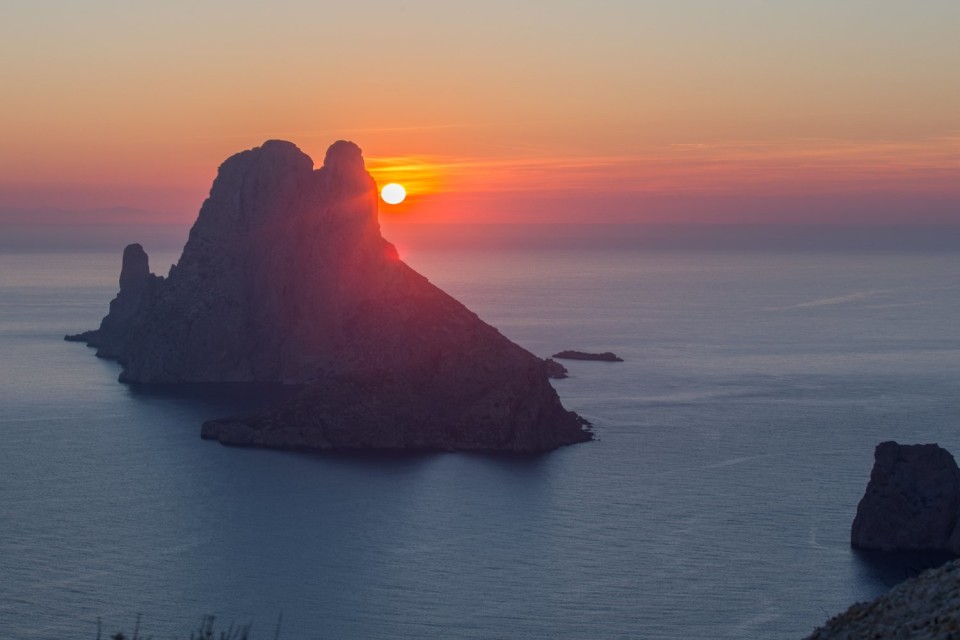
[1, 245, 959, 639]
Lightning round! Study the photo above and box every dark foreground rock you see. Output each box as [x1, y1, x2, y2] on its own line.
[806, 559, 960, 639]
[852, 441, 960, 554]
[68, 139, 591, 452]
[552, 350, 623, 362]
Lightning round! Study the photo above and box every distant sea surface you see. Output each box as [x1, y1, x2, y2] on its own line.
[2, 239, 959, 639]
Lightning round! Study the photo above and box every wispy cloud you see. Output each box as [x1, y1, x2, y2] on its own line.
[367, 134, 960, 196]
[765, 289, 892, 311]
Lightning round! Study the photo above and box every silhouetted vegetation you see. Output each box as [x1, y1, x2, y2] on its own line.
[95, 613, 282, 640]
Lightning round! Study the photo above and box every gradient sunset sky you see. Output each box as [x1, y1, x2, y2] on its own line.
[1, 0, 958, 228]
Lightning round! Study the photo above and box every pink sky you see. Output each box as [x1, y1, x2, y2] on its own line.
[1, 1, 957, 229]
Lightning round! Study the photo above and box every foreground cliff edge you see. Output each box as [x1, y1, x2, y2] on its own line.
[67, 140, 591, 452]
[807, 559, 960, 639]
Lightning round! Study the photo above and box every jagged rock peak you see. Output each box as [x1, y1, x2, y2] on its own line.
[119, 243, 150, 292]
[323, 140, 365, 172]
[198, 139, 375, 235]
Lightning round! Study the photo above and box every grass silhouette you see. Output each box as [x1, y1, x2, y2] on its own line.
[95, 613, 283, 640]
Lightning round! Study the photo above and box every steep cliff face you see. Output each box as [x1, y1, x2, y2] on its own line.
[851, 441, 960, 553]
[69, 140, 591, 452]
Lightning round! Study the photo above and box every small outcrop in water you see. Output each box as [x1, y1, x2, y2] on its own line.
[851, 441, 960, 554]
[543, 358, 568, 379]
[68, 139, 591, 453]
[552, 350, 623, 362]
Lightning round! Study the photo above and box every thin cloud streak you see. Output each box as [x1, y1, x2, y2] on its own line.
[368, 134, 960, 197]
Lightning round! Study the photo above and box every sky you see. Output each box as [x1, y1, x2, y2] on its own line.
[1, 0, 958, 230]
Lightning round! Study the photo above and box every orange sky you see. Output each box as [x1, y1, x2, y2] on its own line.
[1, 1, 958, 228]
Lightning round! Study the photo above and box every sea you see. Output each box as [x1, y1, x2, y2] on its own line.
[1, 225, 959, 639]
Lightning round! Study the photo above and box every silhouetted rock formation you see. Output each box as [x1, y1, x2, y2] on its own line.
[64, 243, 160, 355]
[552, 350, 623, 362]
[851, 441, 960, 553]
[68, 140, 591, 452]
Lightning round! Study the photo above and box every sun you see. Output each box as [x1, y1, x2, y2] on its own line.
[380, 183, 406, 205]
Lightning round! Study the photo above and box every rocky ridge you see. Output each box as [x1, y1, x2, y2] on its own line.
[806, 559, 960, 639]
[68, 139, 591, 452]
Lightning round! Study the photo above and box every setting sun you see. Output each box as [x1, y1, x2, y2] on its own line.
[380, 183, 406, 205]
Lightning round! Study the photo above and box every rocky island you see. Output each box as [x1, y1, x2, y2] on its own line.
[851, 441, 960, 554]
[552, 350, 623, 362]
[68, 140, 591, 452]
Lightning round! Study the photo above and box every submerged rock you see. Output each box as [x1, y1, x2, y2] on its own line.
[552, 350, 623, 362]
[851, 441, 960, 554]
[68, 140, 591, 452]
